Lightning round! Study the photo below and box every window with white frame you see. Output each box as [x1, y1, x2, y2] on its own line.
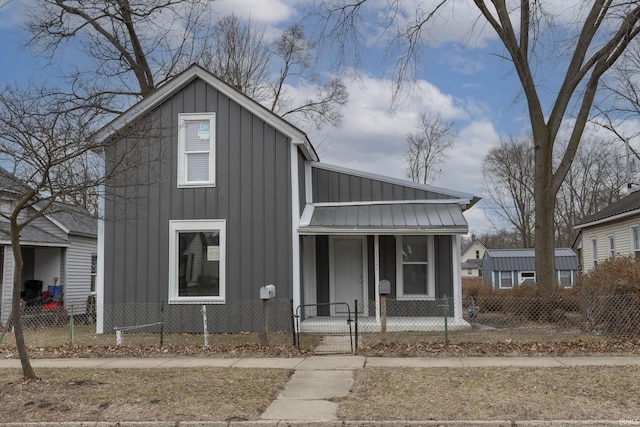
[591, 237, 598, 269]
[90, 254, 97, 293]
[499, 271, 513, 289]
[608, 235, 615, 258]
[631, 226, 640, 261]
[178, 113, 216, 187]
[169, 220, 226, 303]
[558, 270, 573, 287]
[397, 235, 434, 299]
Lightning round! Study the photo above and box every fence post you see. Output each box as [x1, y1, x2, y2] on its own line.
[69, 305, 74, 345]
[380, 293, 387, 343]
[442, 295, 449, 346]
[260, 299, 269, 346]
[160, 301, 165, 347]
[202, 305, 208, 348]
[290, 299, 297, 347]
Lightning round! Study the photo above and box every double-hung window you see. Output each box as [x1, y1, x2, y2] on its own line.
[499, 271, 513, 289]
[178, 113, 216, 187]
[631, 226, 640, 261]
[608, 235, 615, 258]
[397, 235, 434, 299]
[591, 238, 598, 269]
[168, 220, 226, 303]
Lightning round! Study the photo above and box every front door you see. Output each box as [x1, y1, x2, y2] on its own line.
[331, 237, 366, 315]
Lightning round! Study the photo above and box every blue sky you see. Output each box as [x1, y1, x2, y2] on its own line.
[1, 0, 621, 236]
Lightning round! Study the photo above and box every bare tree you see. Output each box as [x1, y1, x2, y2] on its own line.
[404, 112, 456, 185]
[0, 84, 153, 379]
[27, 0, 213, 103]
[555, 137, 625, 247]
[315, 1, 640, 291]
[482, 136, 536, 248]
[203, 18, 348, 129]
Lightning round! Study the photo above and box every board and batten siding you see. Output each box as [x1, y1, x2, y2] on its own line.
[311, 167, 458, 203]
[104, 78, 294, 313]
[580, 216, 640, 273]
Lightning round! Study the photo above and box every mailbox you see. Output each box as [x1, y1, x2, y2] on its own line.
[260, 284, 276, 300]
[379, 279, 391, 295]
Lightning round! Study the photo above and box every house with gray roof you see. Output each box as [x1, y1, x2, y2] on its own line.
[0, 169, 97, 325]
[93, 64, 480, 333]
[574, 190, 640, 274]
[482, 248, 578, 289]
[461, 238, 486, 278]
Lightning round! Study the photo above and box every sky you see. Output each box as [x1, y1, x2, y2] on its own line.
[0, 0, 633, 236]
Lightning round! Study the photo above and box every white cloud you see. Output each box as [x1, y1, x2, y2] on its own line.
[211, 0, 295, 24]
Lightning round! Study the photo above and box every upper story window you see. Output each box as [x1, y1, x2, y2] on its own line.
[178, 113, 216, 187]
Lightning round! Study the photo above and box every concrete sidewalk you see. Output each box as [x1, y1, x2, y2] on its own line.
[2, 355, 640, 369]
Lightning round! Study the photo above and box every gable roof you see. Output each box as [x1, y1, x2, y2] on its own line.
[92, 64, 318, 161]
[461, 239, 486, 256]
[483, 248, 578, 271]
[574, 191, 640, 229]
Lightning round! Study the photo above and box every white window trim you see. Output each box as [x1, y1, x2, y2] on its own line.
[177, 113, 216, 187]
[631, 225, 640, 260]
[499, 271, 513, 289]
[168, 219, 226, 304]
[558, 270, 573, 287]
[607, 234, 615, 258]
[396, 235, 435, 300]
[591, 237, 598, 269]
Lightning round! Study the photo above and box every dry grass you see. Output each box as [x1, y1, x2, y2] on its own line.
[339, 366, 640, 421]
[0, 367, 292, 422]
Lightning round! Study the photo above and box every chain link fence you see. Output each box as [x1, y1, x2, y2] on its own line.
[1, 287, 640, 353]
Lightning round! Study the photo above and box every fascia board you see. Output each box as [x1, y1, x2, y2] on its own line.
[574, 208, 640, 230]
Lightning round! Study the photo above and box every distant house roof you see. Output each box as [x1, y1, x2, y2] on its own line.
[575, 191, 640, 229]
[461, 239, 486, 255]
[0, 221, 69, 246]
[462, 258, 483, 269]
[483, 248, 578, 271]
[45, 202, 97, 238]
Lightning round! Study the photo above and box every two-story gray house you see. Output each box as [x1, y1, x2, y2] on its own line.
[94, 64, 479, 333]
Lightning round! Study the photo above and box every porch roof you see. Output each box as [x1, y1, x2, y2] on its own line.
[298, 201, 469, 234]
[0, 221, 69, 246]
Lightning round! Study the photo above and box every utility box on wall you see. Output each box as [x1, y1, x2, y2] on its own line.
[260, 284, 276, 300]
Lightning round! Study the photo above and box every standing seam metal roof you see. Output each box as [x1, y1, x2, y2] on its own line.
[483, 248, 578, 271]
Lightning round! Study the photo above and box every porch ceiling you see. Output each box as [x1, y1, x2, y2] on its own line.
[299, 202, 468, 234]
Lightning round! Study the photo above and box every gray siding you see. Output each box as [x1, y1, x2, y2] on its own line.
[314, 234, 454, 316]
[65, 235, 96, 315]
[312, 167, 458, 203]
[104, 78, 293, 330]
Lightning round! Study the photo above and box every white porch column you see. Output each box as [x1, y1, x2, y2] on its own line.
[1, 248, 14, 327]
[374, 234, 380, 323]
[453, 234, 463, 321]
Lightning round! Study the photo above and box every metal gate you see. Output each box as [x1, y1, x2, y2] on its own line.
[294, 302, 357, 354]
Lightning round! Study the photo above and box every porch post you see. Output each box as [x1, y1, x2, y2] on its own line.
[374, 234, 380, 323]
[453, 235, 463, 321]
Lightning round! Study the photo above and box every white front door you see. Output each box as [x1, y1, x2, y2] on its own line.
[330, 237, 367, 315]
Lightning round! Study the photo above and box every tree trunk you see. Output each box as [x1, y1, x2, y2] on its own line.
[10, 220, 36, 379]
[534, 136, 556, 295]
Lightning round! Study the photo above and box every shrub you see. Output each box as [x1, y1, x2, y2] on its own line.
[574, 256, 640, 336]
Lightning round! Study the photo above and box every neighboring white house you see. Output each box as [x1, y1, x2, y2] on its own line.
[574, 190, 640, 274]
[0, 168, 97, 326]
[461, 238, 486, 278]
